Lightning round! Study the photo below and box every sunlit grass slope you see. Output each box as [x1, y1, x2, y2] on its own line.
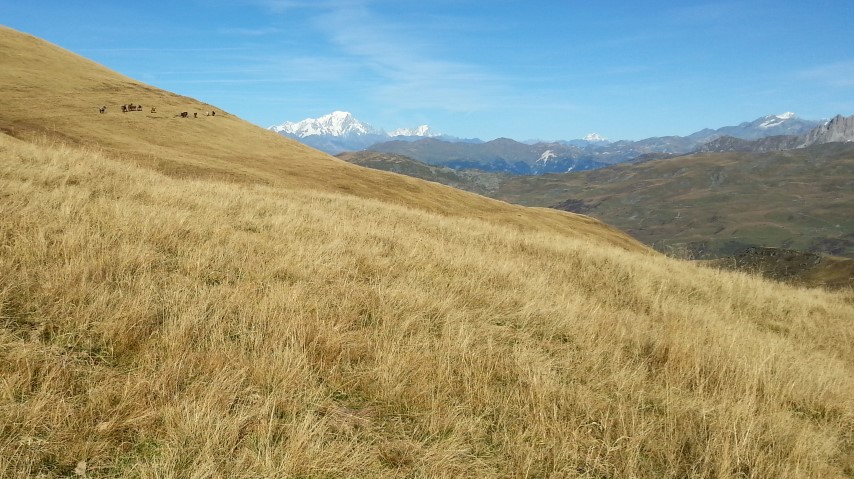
[0, 26, 641, 252]
[3, 133, 854, 477]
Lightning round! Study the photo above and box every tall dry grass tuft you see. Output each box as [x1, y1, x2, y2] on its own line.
[2, 133, 853, 477]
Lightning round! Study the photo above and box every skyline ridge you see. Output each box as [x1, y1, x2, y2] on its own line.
[269, 109, 829, 143]
[3, 1, 853, 140]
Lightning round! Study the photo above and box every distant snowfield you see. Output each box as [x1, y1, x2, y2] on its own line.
[759, 112, 797, 128]
[270, 111, 437, 139]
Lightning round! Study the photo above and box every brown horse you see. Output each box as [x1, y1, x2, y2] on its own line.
[180, 112, 188, 118]
[99, 106, 106, 114]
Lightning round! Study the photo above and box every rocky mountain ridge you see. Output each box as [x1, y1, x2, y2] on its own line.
[801, 114, 854, 146]
[698, 115, 854, 153]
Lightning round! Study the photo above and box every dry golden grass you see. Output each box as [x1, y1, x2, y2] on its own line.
[2, 133, 854, 478]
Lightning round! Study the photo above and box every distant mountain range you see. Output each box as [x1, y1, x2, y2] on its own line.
[270, 111, 849, 174]
[367, 113, 828, 174]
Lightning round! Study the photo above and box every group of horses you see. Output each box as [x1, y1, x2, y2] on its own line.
[118, 103, 154, 113]
[96, 104, 154, 113]
[97, 104, 217, 118]
[179, 111, 216, 118]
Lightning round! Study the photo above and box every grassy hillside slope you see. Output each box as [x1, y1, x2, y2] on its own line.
[495, 145, 854, 258]
[0, 26, 640, 253]
[3, 132, 854, 478]
[2, 26, 854, 478]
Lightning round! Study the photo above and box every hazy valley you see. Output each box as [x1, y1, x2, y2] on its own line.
[335, 117, 854, 288]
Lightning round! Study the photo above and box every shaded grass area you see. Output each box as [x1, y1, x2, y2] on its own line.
[2, 134, 854, 477]
[705, 247, 854, 290]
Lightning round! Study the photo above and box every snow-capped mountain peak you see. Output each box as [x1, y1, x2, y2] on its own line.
[270, 111, 381, 138]
[270, 112, 439, 140]
[390, 125, 436, 137]
[583, 133, 609, 142]
[269, 112, 441, 154]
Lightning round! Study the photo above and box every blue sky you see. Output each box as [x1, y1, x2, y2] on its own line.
[3, 0, 853, 141]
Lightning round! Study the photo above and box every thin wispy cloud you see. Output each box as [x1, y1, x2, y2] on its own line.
[798, 61, 854, 88]
[313, 3, 506, 113]
[665, 2, 741, 25]
[272, 55, 364, 83]
[158, 78, 294, 84]
[217, 27, 283, 36]
[78, 47, 250, 53]
[251, 0, 364, 13]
